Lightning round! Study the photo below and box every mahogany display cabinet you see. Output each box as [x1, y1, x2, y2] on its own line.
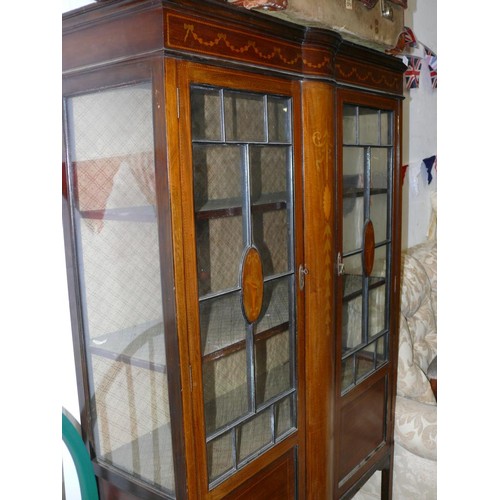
[62, 1, 405, 498]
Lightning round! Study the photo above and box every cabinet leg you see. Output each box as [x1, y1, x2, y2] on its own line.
[380, 458, 393, 500]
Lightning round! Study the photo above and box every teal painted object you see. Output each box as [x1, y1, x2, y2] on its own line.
[62, 412, 99, 500]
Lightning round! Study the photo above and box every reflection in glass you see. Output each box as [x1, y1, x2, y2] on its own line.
[380, 110, 392, 146]
[358, 107, 379, 144]
[276, 395, 295, 438]
[196, 216, 243, 295]
[199, 292, 247, 356]
[341, 357, 355, 392]
[370, 193, 388, 244]
[237, 409, 273, 463]
[255, 329, 291, 406]
[207, 431, 233, 483]
[368, 285, 386, 337]
[255, 278, 290, 333]
[371, 148, 389, 189]
[267, 96, 291, 143]
[356, 348, 375, 380]
[343, 105, 357, 145]
[203, 348, 248, 435]
[342, 296, 363, 351]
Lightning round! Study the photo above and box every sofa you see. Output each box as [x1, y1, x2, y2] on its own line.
[355, 238, 437, 499]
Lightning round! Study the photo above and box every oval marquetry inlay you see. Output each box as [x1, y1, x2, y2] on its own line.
[363, 220, 375, 276]
[241, 247, 264, 324]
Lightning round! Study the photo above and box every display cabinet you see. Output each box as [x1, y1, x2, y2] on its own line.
[62, 1, 405, 498]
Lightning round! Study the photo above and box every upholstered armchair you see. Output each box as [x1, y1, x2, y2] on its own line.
[392, 239, 437, 499]
[355, 239, 437, 500]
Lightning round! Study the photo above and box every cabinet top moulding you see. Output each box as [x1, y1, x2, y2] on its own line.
[62, 0, 405, 96]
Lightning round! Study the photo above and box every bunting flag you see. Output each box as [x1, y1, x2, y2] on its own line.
[422, 155, 437, 184]
[387, 28, 437, 91]
[402, 156, 437, 188]
[402, 26, 418, 48]
[402, 164, 409, 184]
[424, 45, 437, 89]
[404, 56, 423, 89]
[386, 26, 418, 55]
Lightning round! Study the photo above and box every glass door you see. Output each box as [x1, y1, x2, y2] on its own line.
[177, 63, 303, 495]
[339, 99, 395, 395]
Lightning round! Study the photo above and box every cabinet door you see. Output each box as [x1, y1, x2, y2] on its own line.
[335, 90, 401, 490]
[173, 62, 304, 498]
[64, 80, 181, 498]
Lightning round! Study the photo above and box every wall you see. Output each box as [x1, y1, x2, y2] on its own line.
[401, 0, 437, 249]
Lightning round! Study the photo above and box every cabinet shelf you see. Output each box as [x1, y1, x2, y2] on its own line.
[196, 192, 287, 220]
[343, 187, 387, 198]
[80, 206, 157, 223]
[88, 319, 166, 372]
[343, 274, 385, 302]
[202, 322, 289, 363]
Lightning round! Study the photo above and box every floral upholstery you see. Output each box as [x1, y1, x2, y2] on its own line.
[393, 239, 437, 498]
[355, 240, 437, 500]
[397, 250, 437, 405]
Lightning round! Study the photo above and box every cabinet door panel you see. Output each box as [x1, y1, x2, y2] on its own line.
[339, 98, 395, 393]
[177, 63, 302, 496]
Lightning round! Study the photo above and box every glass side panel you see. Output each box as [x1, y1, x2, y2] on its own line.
[66, 82, 176, 495]
[191, 85, 296, 488]
[340, 103, 394, 395]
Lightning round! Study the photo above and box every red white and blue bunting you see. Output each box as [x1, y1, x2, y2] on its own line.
[387, 26, 437, 91]
[402, 155, 437, 191]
